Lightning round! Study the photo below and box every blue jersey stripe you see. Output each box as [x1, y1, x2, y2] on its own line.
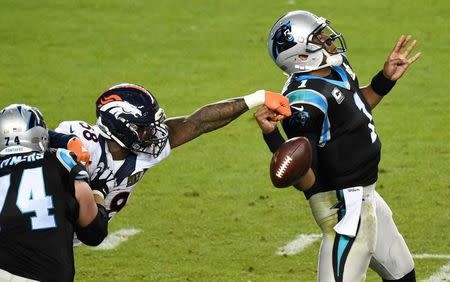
[332, 66, 350, 87]
[287, 90, 327, 113]
[287, 90, 331, 145]
[294, 66, 350, 90]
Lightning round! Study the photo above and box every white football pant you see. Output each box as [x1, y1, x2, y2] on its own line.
[308, 183, 414, 282]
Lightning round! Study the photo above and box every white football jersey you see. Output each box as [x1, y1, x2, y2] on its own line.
[55, 120, 171, 221]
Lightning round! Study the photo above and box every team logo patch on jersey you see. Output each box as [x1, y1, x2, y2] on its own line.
[291, 106, 310, 127]
[127, 171, 144, 187]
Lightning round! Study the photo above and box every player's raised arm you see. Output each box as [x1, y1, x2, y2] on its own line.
[165, 90, 291, 149]
[361, 35, 421, 109]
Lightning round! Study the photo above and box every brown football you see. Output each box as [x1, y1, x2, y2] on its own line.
[270, 137, 312, 188]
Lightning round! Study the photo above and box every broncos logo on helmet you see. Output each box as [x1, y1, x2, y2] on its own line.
[95, 83, 169, 157]
[99, 101, 143, 120]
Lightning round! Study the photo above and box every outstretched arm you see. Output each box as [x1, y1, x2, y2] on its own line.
[166, 91, 291, 148]
[361, 35, 421, 109]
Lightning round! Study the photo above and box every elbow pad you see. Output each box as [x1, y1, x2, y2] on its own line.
[76, 204, 108, 246]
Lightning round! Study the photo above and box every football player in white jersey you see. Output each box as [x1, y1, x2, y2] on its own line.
[50, 83, 291, 221]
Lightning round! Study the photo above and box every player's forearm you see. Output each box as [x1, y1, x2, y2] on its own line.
[361, 70, 398, 109]
[166, 98, 248, 148]
[75, 204, 108, 246]
[190, 98, 248, 132]
[263, 127, 285, 153]
[360, 85, 383, 109]
[75, 180, 108, 246]
[180, 89, 290, 134]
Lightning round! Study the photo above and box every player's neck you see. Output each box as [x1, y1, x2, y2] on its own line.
[106, 140, 129, 160]
[309, 67, 332, 77]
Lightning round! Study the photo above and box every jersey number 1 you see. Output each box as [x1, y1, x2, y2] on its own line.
[0, 167, 56, 230]
[353, 93, 377, 143]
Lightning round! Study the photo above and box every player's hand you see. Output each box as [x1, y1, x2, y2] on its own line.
[254, 105, 280, 134]
[92, 186, 109, 200]
[383, 35, 421, 81]
[67, 137, 91, 166]
[264, 91, 291, 120]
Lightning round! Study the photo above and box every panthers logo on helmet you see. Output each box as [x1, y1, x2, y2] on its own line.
[268, 11, 347, 74]
[271, 21, 297, 60]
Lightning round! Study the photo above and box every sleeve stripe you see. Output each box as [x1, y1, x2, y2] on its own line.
[57, 149, 90, 181]
[287, 90, 328, 113]
[56, 148, 77, 172]
[75, 170, 89, 180]
[287, 90, 331, 145]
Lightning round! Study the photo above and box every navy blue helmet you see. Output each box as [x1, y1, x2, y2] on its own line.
[95, 83, 169, 157]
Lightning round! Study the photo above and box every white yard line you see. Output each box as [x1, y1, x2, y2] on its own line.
[90, 228, 141, 250]
[413, 253, 450, 282]
[91, 230, 450, 282]
[277, 234, 450, 282]
[413, 254, 450, 260]
[423, 262, 450, 282]
[276, 233, 321, 256]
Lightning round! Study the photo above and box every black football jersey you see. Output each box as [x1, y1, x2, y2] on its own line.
[0, 149, 88, 281]
[281, 58, 381, 198]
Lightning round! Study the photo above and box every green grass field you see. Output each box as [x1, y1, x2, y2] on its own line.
[1, 0, 449, 281]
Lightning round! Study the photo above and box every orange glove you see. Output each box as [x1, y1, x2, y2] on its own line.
[263, 90, 291, 120]
[67, 137, 90, 166]
[244, 90, 291, 121]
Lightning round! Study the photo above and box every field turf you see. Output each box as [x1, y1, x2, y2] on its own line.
[0, 0, 449, 281]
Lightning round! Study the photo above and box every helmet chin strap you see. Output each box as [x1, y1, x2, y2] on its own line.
[307, 50, 343, 72]
[323, 50, 343, 67]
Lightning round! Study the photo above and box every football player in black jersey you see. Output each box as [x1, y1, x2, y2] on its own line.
[255, 11, 420, 282]
[0, 104, 108, 281]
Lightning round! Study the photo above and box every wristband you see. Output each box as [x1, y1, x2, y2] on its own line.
[263, 127, 285, 153]
[244, 90, 265, 109]
[370, 71, 396, 96]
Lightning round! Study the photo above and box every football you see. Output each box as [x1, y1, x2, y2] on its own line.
[270, 137, 312, 188]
